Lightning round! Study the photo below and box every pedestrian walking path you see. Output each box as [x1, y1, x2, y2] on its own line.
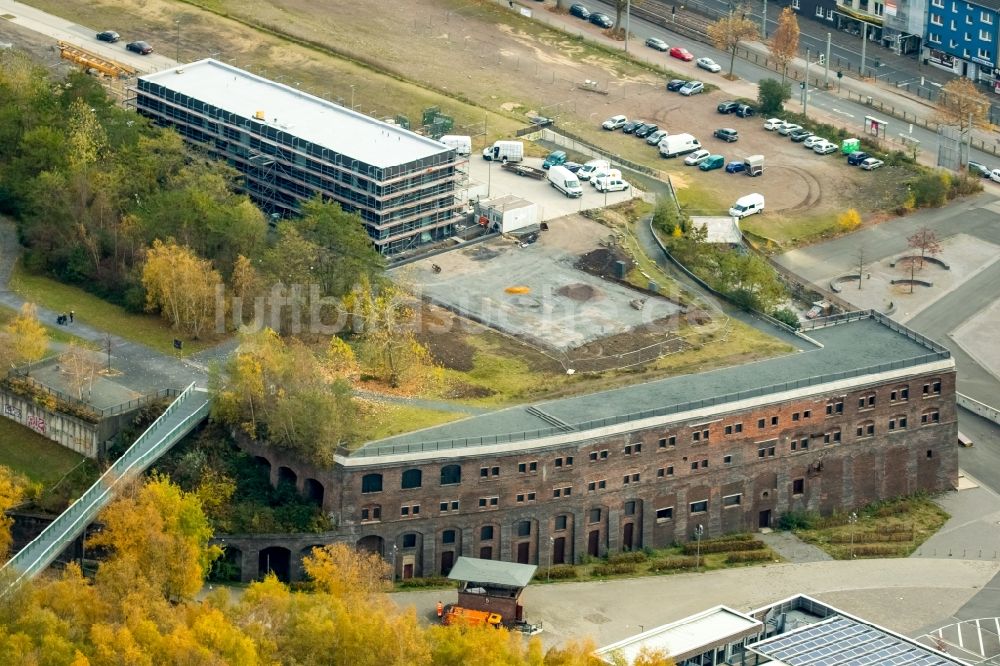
[758, 529, 834, 563]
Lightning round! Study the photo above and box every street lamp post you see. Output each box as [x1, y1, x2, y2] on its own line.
[548, 537, 554, 582]
[350, 84, 356, 110]
[694, 524, 704, 572]
[848, 512, 858, 559]
[391, 544, 398, 583]
[175, 19, 180, 63]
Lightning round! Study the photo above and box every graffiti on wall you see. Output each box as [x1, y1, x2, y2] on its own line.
[2, 404, 22, 420]
[26, 415, 46, 434]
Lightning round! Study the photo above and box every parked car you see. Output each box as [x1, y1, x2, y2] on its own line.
[789, 129, 813, 142]
[725, 160, 746, 174]
[990, 169, 1000, 183]
[968, 161, 992, 177]
[602, 114, 628, 130]
[126, 40, 153, 55]
[698, 154, 726, 171]
[696, 57, 721, 73]
[847, 151, 871, 166]
[763, 118, 786, 131]
[563, 161, 584, 173]
[670, 46, 694, 61]
[635, 123, 659, 138]
[679, 80, 704, 96]
[96, 30, 120, 43]
[569, 3, 591, 19]
[803, 135, 827, 149]
[713, 128, 739, 143]
[646, 37, 669, 51]
[594, 176, 630, 192]
[813, 141, 838, 155]
[666, 79, 688, 91]
[860, 158, 884, 170]
[777, 123, 802, 136]
[589, 12, 613, 28]
[735, 104, 755, 118]
[717, 100, 740, 114]
[684, 149, 711, 166]
[622, 119, 646, 134]
[645, 129, 668, 145]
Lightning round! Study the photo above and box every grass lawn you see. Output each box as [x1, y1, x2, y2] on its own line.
[8, 262, 222, 356]
[787, 494, 949, 559]
[0, 418, 86, 487]
[351, 403, 464, 447]
[742, 211, 840, 247]
[0, 304, 78, 347]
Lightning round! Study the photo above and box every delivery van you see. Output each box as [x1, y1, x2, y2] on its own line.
[658, 133, 701, 158]
[482, 140, 524, 163]
[578, 159, 610, 181]
[729, 193, 765, 219]
[589, 167, 621, 185]
[548, 165, 583, 197]
[439, 135, 472, 156]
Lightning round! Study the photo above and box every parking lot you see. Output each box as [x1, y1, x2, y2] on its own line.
[464, 155, 636, 220]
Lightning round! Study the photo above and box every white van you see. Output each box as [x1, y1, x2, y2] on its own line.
[589, 167, 621, 186]
[729, 193, 765, 219]
[548, 165, 583, 197]
[658, 133, 701, 158]
[577, 159, 610, 181]
[439, 134, 472, 156]
[482, 140, 524, 162]
[594, 176, 630, 193]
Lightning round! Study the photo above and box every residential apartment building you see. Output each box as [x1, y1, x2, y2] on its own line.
[133, 59, 463, 255]
[224, 312, 958, 582]
[924, 0, 1000, 85]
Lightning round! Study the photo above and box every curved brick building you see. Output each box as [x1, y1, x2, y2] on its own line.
[226, 312, 958, 582]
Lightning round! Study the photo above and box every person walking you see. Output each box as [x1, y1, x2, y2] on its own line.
[436, 600, 444, 619]
[69, 310, 74, 323]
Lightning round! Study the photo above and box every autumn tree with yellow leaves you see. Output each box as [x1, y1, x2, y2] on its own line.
[4, 302, 48, 375]
[142, 238, 222, 339]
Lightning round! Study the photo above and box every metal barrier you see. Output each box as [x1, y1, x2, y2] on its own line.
[2, 383, 209, 588]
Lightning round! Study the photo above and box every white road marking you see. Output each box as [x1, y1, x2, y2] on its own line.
[831, 108, 856, 118]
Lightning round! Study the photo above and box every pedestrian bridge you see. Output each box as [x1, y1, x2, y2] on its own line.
[1, 383, 210, 587]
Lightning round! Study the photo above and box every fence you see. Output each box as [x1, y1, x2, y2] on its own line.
[2, 384, 209, 587]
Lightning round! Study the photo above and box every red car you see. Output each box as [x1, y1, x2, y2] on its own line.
[670, 46, 694, 61]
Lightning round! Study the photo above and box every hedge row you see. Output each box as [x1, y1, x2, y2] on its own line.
[538, 565, 579, 580]
[725, 550, 774, 563]
[648, 557, 699, 572]
[592, 562, 638, 576]
[682, 539, 767, 555]
[607, 551, 648, 564]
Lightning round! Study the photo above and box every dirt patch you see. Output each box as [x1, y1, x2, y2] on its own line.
[575, 247, 634, 276]
[557, 283, 599, 302]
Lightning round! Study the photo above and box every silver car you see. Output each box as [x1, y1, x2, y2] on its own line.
[679, 80, 704, 96]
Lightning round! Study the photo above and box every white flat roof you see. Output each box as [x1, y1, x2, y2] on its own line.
[692, 216, 742, 244]
[140, 59, 450, 169]
[596, 606, 762, 664]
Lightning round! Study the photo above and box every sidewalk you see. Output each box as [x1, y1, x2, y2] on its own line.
[912, 471, 1000, 561]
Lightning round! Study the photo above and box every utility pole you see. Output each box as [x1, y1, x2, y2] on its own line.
[694, 524, 704, 572]
[175, 19, 180, 62]
[104, 334, 112, 373]
[860, 22, 868, 77]
[824, 32, 832, 89]
[966, 111, 973, 166]
[625, 0, 631, 53]
[803, 48, 810, 115]
[761, 0, 767, 39]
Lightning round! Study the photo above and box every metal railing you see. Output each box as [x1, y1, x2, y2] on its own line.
[2, 383, 210, 588]
[352, 341, 948, 457]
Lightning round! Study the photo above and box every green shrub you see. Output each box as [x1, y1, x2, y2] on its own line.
[608, 551, 648, 564]
[910, 171, 950, 208]
[648, 556, 699, 572]
[772, 308, 801, 330]
[758, 79, 791, 115]
[947, 173, 983, 198]
[847, 544, 902, 557]
[682, 539, 767, 555]
[539, 565, 579, 580]
[778, 511, 821, 530]
[592, 562, 637, 576]
[396, 576, 453, 589]
[725, 550, 774, 563]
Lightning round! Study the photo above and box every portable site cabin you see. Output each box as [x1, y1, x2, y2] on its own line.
[474, 195, 539, 233]
[447, 557, 537, 622]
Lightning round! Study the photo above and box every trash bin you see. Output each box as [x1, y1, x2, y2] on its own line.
[866, 96, 873, 105]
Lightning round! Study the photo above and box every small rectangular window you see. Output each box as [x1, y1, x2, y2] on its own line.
[793, 478, 804, 495]
[440, 502, 448, 511]
[725, 425, 733, 435]
[691, 461, 699, 470]
[480, 467, 488, 478]
[657, 467, 665, 477]
[527, 492, 535, 501]
[666, 465, 674, 476]
[451, 501, 459, 510]
[792, 412, 800, 422]
[516, 493, 525, 502]
[412, 505, 420, 515]
[529, 461, 537, 472]
[656, 507, 674, 522]
[700, 460, 708, 468]
[491, 466, 500, 477]
[757, 418, 765, 429]
[553, 488, 561, 498]
[690, 500, 709, 514]
[589, 452, 598, 461]
[625, 501, 637, 516]
[588, 481, 596, 491]
[589, 509, 601, 524]
[566, 456, 574, 466]
[490, 497, 498, 506]
[598, 480, 606, 489]
[692, 431, 701, 442]
[735, 423, 743, 433]
[722, 494, 741, 507]
[478, 498, 487, 508]
[600, 450, 609, 459]
[771, 416, 779, 426]
[564, 487, 571, 496]
[555, 515, 568, 530]
[624, 445, 632, 455]
[803, 410, 811, 418]
[723, 455, 732, 464]
[554, 458, 562, 468]
[518, 463, 526, 473]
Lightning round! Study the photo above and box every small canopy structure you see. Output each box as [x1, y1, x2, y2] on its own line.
[447, 557, 537, 622]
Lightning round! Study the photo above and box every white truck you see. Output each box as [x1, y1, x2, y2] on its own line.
[439, 134, 472, 156]
[547, 165, 583, 197]
[658, 133, 701, 158]
[482, 140, 524, 162]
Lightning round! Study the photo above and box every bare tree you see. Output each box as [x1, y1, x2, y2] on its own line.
[612, 0, 644, 37]
[62, 343, 98, 401]
[907, 227, 942, 269]
[707, 9, 760, 78]
[935, 79, 989, 165]
[769, 7, 800, 84]
[855, 247, 866, 290]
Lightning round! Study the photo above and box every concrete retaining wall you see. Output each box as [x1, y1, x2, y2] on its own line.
[957, 393, 1000, 426]
[0, 388, 100, 458]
